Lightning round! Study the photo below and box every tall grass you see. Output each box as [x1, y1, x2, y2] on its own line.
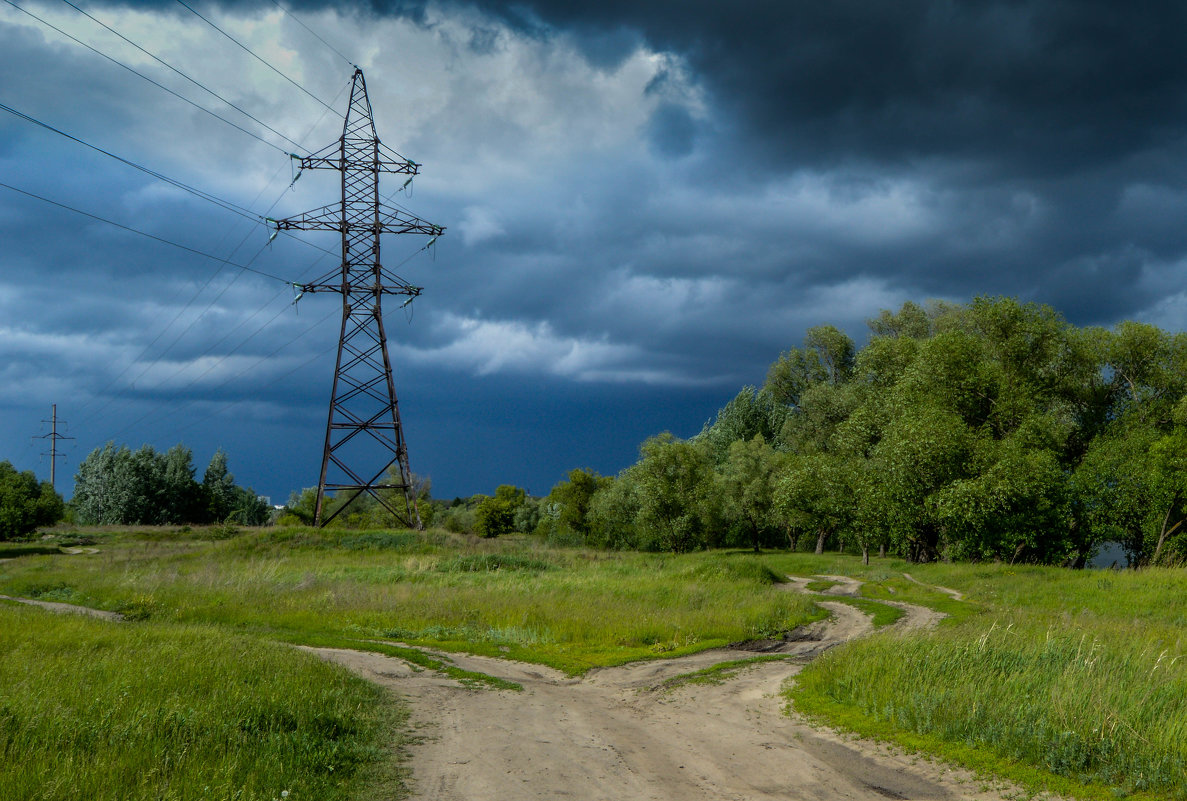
[0, 603, 401, 801]
[0, 529, 823, 674]
[789, 564, 1187, 800]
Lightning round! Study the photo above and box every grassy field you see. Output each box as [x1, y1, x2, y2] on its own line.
[4, 528, 1185, 800]
[0, 527, 824, 800]
[0, 602, 402, 801]
[0, 528, 823, 674]
[786, 560, 1187, 801]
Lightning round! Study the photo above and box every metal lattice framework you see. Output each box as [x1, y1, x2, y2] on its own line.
[274, 68, 444, 527]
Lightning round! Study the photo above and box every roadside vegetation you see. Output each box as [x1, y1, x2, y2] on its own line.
[789, 561, 1187, 801]
[0, 528, 822, 674]
[0, 601, 399, 801]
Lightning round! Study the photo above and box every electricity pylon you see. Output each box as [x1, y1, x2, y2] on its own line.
[273, 68, 444, 528]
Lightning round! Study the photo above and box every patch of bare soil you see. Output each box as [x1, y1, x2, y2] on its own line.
[0, 594, 123, 621]
[305, 577, 1029, 801]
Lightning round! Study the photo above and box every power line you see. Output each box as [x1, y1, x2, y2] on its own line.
[66, 81, 351, 427]
[107, 303, 339, 444]
[175, 0, 338, 114]
[0, 100, 342, 262]
[0, 179, 293, 284]
[266, 0, 355, 69]
[0, 100, 259, 222]
[1, 0, 291, 154]
[102, 243, 272, 400]
[170, 338, 336, 440]
[76, 240, 334, 430]
[56, 0, 306, 152]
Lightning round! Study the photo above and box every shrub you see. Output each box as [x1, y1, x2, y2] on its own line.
[474, 485, 526, 538]
[0, 461, 63, 540]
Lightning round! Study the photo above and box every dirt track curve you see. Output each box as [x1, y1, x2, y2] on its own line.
[306, 576, 1028, 801]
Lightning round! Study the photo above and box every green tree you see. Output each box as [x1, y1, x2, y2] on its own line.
[475, 485, 526, 538]
[0, 461, 63, 540]
[71, 442, 122, 525]
[536, 468, 609, 543]
[633, 433, 718, 553]
[864, 404, 975, 562]
[776, 452, 856, 557]
[763, 325, 855, 410]
[697, 387, 788, 463]
[928, 434, 1072, 563]
[160, 444, 202, 524]
[719, 435, 781, 552]
[72, 443, 165, 525]
[230, 486, 270, 526]
[587, 471, 643, 549]
[203, 450, 236, 522]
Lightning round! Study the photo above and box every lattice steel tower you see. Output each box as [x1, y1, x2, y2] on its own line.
[274, 68, 444, 527]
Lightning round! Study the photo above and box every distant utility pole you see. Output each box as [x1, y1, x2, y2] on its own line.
[35, 404, 73, 490]
[273, 68, 444, 529]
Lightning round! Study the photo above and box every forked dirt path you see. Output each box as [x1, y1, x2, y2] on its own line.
[306, 577, 1027, 801]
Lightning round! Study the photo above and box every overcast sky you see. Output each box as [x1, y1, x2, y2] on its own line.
[4, 0, 1187, 502]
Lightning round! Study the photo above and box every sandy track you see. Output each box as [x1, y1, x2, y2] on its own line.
[0, 594, 123, 621]
[306, 578, 1022, 801]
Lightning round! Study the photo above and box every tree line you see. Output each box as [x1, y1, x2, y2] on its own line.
[71, 443, 269, 526]
[530, 297, 1187, 566]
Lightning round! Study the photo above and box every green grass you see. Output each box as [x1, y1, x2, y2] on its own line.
[0, 530, 823, 675]
[0, 603, 404, 801]
[787, 563, 1187, 801]
[14, 531, 1184, 801]
[824, 595, 905, 627]
[803, 578, 842, 592]
[658, 655, 795, 691]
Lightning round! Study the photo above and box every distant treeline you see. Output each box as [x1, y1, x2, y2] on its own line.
[71, 443, 269, 526]
[527, 297, 1187, 566]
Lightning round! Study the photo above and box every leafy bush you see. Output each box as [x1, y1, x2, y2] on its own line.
[0, 461, 63, 541]
[474, 485, 526, 538]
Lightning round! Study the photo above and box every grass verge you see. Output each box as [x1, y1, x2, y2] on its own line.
[788, 565, 1187, 801]
[0, 604, 405, 801]
[0, 530, 823, 675]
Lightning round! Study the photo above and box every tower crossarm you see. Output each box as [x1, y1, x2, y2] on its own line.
[293, 138, 420, 175]
[270, 203, 445, 237]
[298, 279, 422, 296]
[294, 152, 420, 175]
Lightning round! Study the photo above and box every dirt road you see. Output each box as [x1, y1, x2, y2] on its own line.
[306, 578, 1023, 801]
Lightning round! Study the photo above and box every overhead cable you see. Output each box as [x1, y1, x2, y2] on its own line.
[0, 100, 342, 262]
[56, 0, 305, 152]
[0, 179, 293, 284]
[0, 100, 261, 222]
[1, 0, 291, 154]
[175, 0, 339, 114]
[266, 0, 355, 69]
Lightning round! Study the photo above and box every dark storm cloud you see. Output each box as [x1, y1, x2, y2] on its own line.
[355, 0, 1187, 329]
[449, 0, 1187, 174]
[96, 1, 1187, 173]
